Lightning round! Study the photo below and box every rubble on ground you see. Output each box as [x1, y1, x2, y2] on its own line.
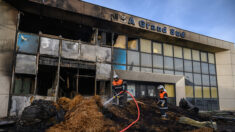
[2, 95, 233, 132]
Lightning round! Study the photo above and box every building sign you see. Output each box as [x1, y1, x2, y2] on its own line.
[111, 14, 185, 38]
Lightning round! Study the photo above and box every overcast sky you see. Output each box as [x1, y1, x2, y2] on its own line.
[83, 0, 235, 44]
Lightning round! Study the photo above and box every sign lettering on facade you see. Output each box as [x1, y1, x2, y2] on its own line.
[111, 14, 185, 38]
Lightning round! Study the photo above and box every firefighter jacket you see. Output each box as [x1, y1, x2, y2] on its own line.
[158, 91, 168, 109]
[112, 79, 123, 90]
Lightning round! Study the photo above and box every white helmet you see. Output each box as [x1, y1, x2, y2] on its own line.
[157, 85, 164, 90]
[113, 75, 119, 79]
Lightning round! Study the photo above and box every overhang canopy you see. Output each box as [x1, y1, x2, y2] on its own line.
[115, 70, 184, 84]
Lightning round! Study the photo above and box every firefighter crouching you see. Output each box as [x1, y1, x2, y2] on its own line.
[112, 75, 126, 105]
[157, 85, 168, 119]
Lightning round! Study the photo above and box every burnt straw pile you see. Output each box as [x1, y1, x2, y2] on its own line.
[17, 96, 215, 132]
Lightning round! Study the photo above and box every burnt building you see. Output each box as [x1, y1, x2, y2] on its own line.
[0, 0, 235, 117]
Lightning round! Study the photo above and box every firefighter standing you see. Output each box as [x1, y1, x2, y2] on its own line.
[112, 75, 125, 105]
[157, 85, 168, 119]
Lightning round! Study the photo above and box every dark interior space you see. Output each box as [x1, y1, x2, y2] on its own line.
[59, 67, 77, 98]
[19, 12, 95, 42]
[37, 65, 57, 96]
[78, 69, 96, 96]
[96, 81, 110, 96]
[58, 67, 95, 98]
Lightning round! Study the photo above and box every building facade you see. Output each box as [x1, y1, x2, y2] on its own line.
[0, 0, 235, 117]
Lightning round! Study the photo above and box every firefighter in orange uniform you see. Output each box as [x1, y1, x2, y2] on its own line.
[157, 85, 168, 119]
[112, 75, 125, 105]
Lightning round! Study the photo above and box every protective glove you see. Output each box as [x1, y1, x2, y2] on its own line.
[161, 103, 164, 107]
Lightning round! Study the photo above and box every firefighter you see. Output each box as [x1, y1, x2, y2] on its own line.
[157, 85, 168, 119]
[112, 75, 125, 105]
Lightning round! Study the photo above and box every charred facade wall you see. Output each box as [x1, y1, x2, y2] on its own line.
[0, 0, 18, 118]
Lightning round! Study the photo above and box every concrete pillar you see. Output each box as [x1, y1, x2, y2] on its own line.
[216, 49, 235, 110]
[175, 77, 185, 106]
[0, 0, 18, 117]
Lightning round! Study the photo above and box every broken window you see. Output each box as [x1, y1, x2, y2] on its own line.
[128, 37, 138, 50]
[13, 75, 34, 94]
[113, 34, 126, 49]
[37, 65, 57, 96]
[19, 12, 95, 42]
[98, 30, 112, 46]
[17, 33, 39, 54]
[40, 37, 59, 57]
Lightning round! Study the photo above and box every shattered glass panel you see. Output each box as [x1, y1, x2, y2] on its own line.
[17, 33, 39, 54]
[114, 34, 126, 49]
[128, 37, 138, 50]
[15, 54, 36, 75]
[62, 40, 80, 59]
[40, 37, 59, 56]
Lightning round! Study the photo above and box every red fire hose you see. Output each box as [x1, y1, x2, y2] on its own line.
[118, 91, 140, 132]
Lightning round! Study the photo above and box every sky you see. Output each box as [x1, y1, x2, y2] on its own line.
[83, 0, 235, 44]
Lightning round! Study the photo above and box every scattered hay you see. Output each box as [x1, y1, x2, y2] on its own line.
[47, 95, 104, 132]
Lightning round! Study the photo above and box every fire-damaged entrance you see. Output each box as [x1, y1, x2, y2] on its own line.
[59, 67, 96, 98]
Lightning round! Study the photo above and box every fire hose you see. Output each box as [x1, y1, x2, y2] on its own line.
[118, 91, 140, 132]
[103, 90, 140, 132]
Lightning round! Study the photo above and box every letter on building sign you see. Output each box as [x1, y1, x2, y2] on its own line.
[151, 25, 155, 30]
[146, 23, 150, 29]
[175, 31, 180, 37]
[170, 29, 175, 35]
[162, 27, 167, 33]
[157, 26, 161, 32]
[139, 20, 146, 28]
[128, 17, 135, 25]
[181, 32, 185, 38]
